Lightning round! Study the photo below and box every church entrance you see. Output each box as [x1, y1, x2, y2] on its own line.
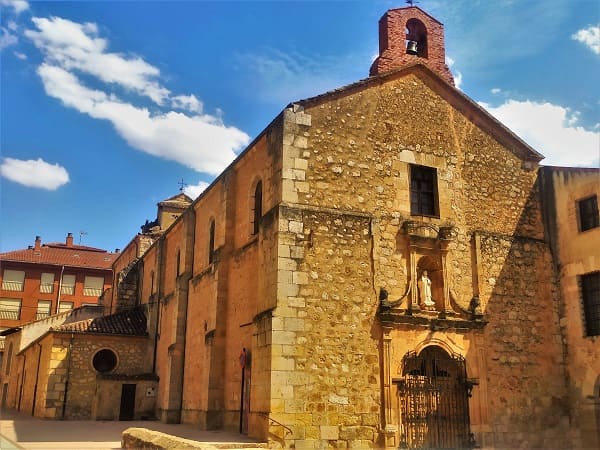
[397, 346, 473, 449]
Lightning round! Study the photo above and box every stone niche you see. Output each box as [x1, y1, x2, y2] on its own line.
[379, 220, 485, 329]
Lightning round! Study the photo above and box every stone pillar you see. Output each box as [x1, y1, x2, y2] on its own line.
[381, 327, 397, 448]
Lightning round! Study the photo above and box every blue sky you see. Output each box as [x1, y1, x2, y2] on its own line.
[1, 0, 599, 253]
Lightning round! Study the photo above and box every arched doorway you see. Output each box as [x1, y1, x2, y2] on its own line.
[397, 346, 473, 449]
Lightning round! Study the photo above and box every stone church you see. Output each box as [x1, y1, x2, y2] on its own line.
[3, 5, 599, 450]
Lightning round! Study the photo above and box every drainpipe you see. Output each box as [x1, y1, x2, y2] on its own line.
[31, 342, 43, 416]
[61, 333, 74, 419]
[56, 265, 65, 314]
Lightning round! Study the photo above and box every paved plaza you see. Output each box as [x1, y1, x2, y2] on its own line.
[0, 408, 264, 449]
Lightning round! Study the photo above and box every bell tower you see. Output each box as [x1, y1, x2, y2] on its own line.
[369, 5, 454, 85]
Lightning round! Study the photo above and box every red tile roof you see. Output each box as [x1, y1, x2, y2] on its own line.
[53, 308, 147, 336]
[0, 244, 117, 270]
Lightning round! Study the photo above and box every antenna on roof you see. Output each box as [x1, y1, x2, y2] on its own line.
[406, 0, 419, 6]
[178, 178, 188, 192]
[79, 231, 87, 245]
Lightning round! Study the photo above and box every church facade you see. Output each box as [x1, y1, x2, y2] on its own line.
[3, 6, 599, 450]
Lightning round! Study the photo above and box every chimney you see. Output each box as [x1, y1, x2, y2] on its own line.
[35, 235, 41, 250]
[66, 232, 74, 247]
[369, 6, 454, 85]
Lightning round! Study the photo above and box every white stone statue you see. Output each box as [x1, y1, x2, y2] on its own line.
[419, 270, 435, 307]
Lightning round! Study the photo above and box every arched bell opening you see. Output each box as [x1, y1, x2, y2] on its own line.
[397, 346, 474, 449]
[406, 18, 428, 58]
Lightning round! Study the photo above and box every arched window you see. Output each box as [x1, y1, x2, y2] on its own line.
[406, 18, 428, 58]
[252, 180, 263, 235]
[208, 219, 215, 264]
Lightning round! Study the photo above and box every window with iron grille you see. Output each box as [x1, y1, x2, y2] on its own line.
[410, 165, 439, 217]
[581, 272, 600, 337]
[578, 195, 599, 232]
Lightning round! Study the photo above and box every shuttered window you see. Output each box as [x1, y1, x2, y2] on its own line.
[61, 274, 76, 295]
[0, 298, 21, 320]
[581, 272, 600, 337]
[84, 276, 104, 297]
[40, 272, 55, 294]
[2, 270, 25, 291]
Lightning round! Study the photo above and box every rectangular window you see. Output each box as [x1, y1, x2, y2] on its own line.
[0, 298, 22, 320]
[410, 165, 439, 217]
[58, 301, 74, 314]
[40, 272, 55, 294]
[2, 270, 25, 292]
[61, 274, 76, 295]
[83, 276, 104, 297]
[582, 272, 600, 337]
[36, 300, 52, 320]
[578, 195, 599, 232]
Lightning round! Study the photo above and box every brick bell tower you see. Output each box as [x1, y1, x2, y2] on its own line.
[369, 5, 454, 85]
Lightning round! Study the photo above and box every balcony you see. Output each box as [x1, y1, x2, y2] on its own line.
[0, 309, 20, 320]
[83, 287, 103, 297]
[60, 285, 75, 295]
[2, 280, 23, 291]
[36, 311, 50, 320]
[40, 283, 54, 294]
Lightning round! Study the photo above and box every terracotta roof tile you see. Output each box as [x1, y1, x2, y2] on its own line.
[53, 308, 147, 336]
[0, 245, 117, 269]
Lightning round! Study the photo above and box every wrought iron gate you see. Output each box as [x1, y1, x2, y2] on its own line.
[397, 347, 473, 450]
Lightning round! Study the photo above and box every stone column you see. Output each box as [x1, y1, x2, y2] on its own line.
[381, 327, 397, 448]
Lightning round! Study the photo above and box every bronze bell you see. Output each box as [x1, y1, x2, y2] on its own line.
[406, 40, 418, 55]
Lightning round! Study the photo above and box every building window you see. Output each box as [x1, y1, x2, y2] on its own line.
[2, 270, 25, 292]
[40, 272, 55, 294]
[578, 195, 599, 232]
[58, 301, 74, 314]
[36, 300, 52, 320]
[150, 270, 155, 294]
[176, 249, 181, 277]
[60, 274, 76, 295]
[0, 298, 21, 320]
[410, 165, 439, 217]
[252, 180, 263, 235]
[92, 349, 117, 373]
[581, 272, 600, 337]
[83, 276, 104, 297]
[208, 219, 216, 264]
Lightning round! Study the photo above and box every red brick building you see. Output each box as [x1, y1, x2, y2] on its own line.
[0, 233, 117, 333]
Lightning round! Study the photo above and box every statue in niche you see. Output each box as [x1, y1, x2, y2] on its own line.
[419, 271, 436, 308]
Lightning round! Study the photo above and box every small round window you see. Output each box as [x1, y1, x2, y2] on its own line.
[92, 349, 117, 373]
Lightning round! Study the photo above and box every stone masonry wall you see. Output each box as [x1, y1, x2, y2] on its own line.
[270, 71, 574, 448]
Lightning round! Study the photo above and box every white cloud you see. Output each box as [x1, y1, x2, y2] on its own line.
[0, 157, 70, 190]
[171, 94, 203, 113]
[26, 16, 250, 175]
[26, 16, 170, 104]
[480, 99, 600, 167]
[0, 0, 29, 14]
[572, 25, 600, 55]
[183, 181, 210, 199]
[490, 88, 502, 95]
[14, 51, 26, 60]
[38, 64, 249, 174]
[0, 26, 18, 49]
